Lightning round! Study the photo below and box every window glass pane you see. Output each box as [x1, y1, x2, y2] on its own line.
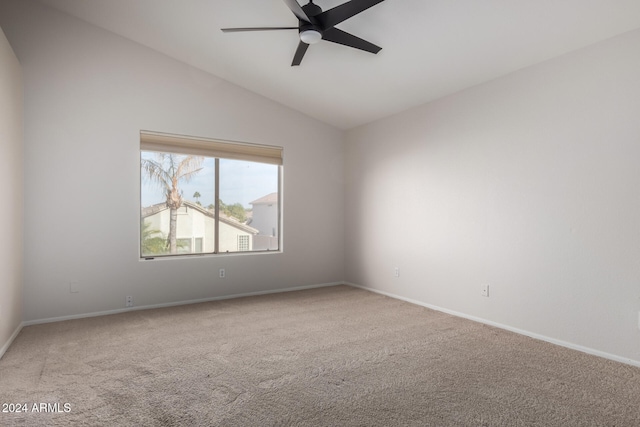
[141, 151, 215, 256]
[219, 159, 279, 252]
[140, 145, 280, 258]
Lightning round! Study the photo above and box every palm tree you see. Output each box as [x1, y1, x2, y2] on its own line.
[193, 191, 201, 205]
[141, 153, 204, 253]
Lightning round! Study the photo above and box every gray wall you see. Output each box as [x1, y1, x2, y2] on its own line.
[345, 28, 640, 364]
[0, 0, 344, 322]
[0, 25, 23, 357]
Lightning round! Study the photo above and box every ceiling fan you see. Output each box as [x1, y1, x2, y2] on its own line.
[221, 0, 386, 66]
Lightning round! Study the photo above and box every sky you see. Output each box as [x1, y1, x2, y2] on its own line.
[141, 153, 278, 209]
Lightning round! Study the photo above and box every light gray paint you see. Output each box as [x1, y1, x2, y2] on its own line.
[0, 25, 23, 357]
[0, 0, 344, 321]
[345, 28, 640, 364]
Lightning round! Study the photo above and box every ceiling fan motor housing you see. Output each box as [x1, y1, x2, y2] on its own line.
[299, 1, 324, 42]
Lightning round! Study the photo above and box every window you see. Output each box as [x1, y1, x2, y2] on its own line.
[176, 238, 192, 254]
[140, 131, 282, 258]
[238, 235, 249, 252]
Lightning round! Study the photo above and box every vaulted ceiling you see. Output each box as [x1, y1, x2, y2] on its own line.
[38, 0, 640, 129]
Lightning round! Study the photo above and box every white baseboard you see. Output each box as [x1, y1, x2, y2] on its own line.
[0, 322, 24, 360]
[345, 282, 640, 368]
[23, 282, 344, 327]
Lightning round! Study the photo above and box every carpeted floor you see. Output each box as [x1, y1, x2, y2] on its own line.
[1, 285, 639, 426]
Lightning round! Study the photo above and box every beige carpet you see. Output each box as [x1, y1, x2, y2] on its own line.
[1, 285, 639, 426]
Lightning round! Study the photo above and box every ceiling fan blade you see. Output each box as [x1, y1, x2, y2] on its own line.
[316, 0, 386, 29]
[291, 41, 310, 66]
[283, 0, 311, 22]
[222, 27, 299, 32]
[322, 28, 381, 54]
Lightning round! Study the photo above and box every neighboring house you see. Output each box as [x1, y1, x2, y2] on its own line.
[142, 200, 258, 254]
[249, 192, 278, 237]
[249, 192, 279, 251]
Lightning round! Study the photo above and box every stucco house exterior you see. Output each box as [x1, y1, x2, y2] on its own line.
[141, 200, 258, 255]
[248, 192, 279, 251]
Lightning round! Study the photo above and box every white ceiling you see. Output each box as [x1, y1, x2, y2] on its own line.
[38, 0, 640, 130]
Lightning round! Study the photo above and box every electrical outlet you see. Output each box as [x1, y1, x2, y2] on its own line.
[69, 282, 79, 293]
[219, 268, 225, 278]
[481, 284, 489, 297]
[126, 296, 133, 307]
[394, 267, 400, 278]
